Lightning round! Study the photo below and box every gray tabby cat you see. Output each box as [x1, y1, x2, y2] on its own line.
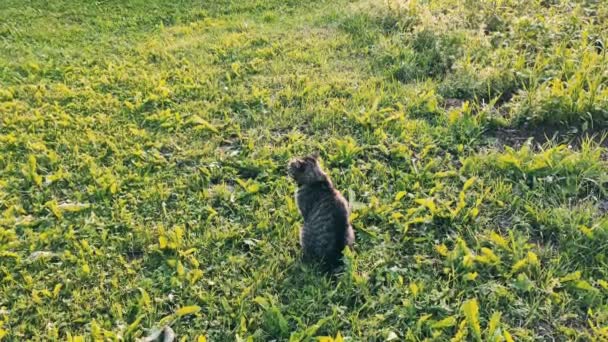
[288, 153, 355, 271]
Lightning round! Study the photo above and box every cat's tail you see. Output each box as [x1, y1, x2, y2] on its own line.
[345, 224, 355, 252]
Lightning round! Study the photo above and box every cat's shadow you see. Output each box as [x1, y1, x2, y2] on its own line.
[273, 255, 352, 307]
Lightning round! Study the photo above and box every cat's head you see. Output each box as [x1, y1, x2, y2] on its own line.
[288, 152, 325, 185]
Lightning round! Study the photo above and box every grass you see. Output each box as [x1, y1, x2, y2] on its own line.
[0, 0, 607, 340]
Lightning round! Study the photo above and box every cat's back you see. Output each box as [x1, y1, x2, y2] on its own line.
[296, 182, 332, 216]
[298, 183, 349, 255]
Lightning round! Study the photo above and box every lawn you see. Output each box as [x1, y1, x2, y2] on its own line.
[0, 0, 607, 340]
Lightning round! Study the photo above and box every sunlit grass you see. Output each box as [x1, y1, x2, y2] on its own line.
[0, 0, 607, 340]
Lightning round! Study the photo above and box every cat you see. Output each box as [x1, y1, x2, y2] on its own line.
[287, 153, 355, 272]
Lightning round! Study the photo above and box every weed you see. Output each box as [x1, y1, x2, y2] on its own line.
[1, 0, 607, 340]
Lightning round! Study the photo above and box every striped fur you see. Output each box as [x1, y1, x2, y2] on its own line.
[288, 154, 355, 271]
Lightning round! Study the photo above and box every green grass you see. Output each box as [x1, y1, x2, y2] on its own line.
[1, 0, 607, 340]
